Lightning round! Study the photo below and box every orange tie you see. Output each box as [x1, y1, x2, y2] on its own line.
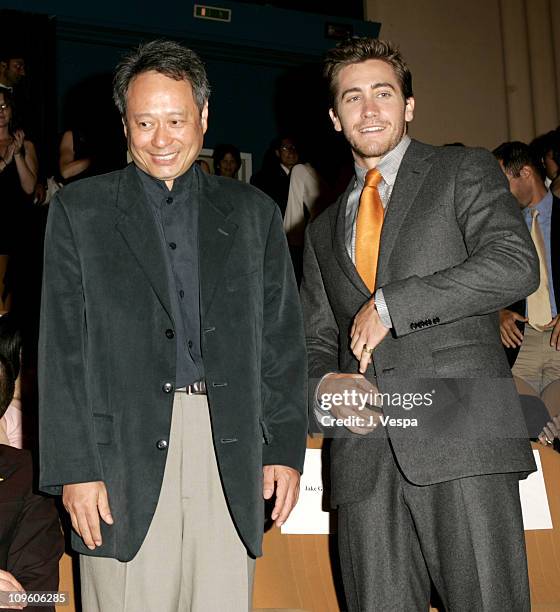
[356, 168, 384, 293]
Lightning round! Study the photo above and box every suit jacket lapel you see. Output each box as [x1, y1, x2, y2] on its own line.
[333, 180, 371, 298]
[115, 164, 173, 320]
[197, 172, 238, 314]
[377, 140, 434, 285]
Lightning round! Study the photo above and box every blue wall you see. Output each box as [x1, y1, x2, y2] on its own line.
[2, 0, 380, 172]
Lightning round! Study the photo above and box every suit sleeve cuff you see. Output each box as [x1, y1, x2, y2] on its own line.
[375, 288, 393, 329]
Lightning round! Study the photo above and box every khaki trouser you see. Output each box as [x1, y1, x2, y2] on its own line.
[80, 393, 255, 612]
[513, 326, 560, 394]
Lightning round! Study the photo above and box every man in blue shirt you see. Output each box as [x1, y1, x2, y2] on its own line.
[494, 141, 560, 393]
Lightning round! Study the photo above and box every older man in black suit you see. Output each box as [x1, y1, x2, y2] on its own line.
[39, 40, 307, 612]
[300, 38, 538, 611]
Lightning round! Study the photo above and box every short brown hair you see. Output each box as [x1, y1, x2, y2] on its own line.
[324, 38, 413, 107]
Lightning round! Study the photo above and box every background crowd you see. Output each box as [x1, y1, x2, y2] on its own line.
[0, 39, 559, 608]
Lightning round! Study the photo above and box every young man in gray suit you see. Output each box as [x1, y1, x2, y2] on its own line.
[300, 38, 539, 611]
[38, 40, 307, 611]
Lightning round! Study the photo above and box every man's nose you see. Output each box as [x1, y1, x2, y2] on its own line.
[152, 125, 172, 148]
[362, 97, 380, 117]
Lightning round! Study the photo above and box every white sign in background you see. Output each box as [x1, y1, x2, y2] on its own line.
[282, 449, 553, 535]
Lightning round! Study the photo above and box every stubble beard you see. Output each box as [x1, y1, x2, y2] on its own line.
[348, 125, 404, 162]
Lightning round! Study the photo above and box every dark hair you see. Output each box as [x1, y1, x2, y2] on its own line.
[492, 141, 546, 181]
[531, 130, 560, 167]
[212, 144, 241, 176]
[0, 88, 16, 134]
[0, 314, 22, 418]
[113, 39, 210, 117]
[324, 37, 413, 107]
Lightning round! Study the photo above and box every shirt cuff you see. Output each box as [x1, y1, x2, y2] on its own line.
[375, 288, 393, 329]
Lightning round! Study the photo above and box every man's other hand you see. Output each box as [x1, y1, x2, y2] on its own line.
[262, 465, 300, 528]
[317, 372, 381, 434]
[62, 481, 114, 550]
[499, 309, 526, 348]
[538, 414, 560, 447]
[350, 297, 389, 373]
[544, 315, 560, 350]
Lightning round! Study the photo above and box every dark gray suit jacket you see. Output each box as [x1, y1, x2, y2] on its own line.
[301, 140, 539, 507]
[38, 164, 307, 560]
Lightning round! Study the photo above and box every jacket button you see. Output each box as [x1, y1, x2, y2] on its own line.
[156, 439, 168, 450]
[165, 329, 175, 339]
[162, 382, 174, 393]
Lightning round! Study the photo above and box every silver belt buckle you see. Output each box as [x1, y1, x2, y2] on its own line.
[187, 379, 205, 394]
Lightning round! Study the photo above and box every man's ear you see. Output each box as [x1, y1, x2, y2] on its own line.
[122, 116, 128, 139]
[405, 97, 415, 123]
[520, 165, 532, 179]
[200, 101, 209, 134]
[329, 108, 342, 133]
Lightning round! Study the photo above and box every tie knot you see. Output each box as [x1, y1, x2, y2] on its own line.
[365, 168, 382, 188]
[530, 207, 539, 220]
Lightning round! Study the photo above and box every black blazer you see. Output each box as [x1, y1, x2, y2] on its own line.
[38, 164, 307, 561]
[0, 445, 63, 612]
[505, 194, 560, 367]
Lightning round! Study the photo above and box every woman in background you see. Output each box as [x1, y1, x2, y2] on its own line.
[212, 143, 241, 179]
[0, 89, 37, 255]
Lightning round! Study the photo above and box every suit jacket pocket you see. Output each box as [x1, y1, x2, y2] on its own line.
[226, 269, 258, 292]
[92, 413, 114, 446]
[432, 341, 508, 376]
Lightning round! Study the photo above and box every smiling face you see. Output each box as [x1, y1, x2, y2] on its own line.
[124, 70, 208, 188]
[329, 59, 414, 169]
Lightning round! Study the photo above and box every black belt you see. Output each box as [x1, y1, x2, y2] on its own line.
[177, 380, 207, 395]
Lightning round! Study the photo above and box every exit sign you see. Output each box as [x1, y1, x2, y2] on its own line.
[194, 4, 231, 22]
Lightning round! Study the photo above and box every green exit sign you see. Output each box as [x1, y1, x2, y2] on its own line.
[194, 5, 231, 22]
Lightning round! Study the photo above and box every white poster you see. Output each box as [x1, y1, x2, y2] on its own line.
[281, 448, 330, 534]
[520, 450, 553, 531]
[281, 448, 553, 535]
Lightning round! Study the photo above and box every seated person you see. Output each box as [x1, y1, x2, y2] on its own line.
[0, 314, 22, 448]
[0, 339, 64, 610]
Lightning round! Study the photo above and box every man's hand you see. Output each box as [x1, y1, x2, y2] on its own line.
[317, 372, 381, 434]
[350, 297, 389, 373]
[499, 309, 526, 348]
[262, 465, 300, 528]
[543, 315, 560, 350]
[538, 415, 560, 447]
[0, 569, 26, 609]
[62, 481, 113, 550]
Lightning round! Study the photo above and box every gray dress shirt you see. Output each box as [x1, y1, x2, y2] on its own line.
[345, 134, 412, 328]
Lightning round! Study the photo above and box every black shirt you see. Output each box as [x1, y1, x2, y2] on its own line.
[136, 165, 204, 387]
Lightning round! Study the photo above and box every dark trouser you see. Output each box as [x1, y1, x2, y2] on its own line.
[337, 439, 530, 612]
